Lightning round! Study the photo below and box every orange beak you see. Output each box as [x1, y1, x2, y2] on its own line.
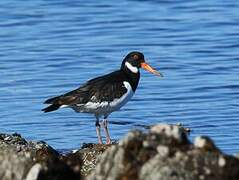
[141, 62, 163, 77]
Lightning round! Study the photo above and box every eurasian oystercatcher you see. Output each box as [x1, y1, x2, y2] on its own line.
[42, 51, 163, 144]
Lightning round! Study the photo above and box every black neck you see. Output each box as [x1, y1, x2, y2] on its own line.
[121, 67, 140, 92]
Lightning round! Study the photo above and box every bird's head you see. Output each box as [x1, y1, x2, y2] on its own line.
[121, 51, 163, 77]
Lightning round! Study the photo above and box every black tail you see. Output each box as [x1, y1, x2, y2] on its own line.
[44, 96, 60, 104]
[42, 104, 60, 113]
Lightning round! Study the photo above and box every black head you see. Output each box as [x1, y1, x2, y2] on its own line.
[121, 51, 145, 74]
[121, 51, 163, 76]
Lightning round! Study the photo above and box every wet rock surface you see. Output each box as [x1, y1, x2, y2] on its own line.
[0, 124, 239, 180]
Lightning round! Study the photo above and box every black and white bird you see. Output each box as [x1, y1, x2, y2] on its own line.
[42, 51, 163, 144]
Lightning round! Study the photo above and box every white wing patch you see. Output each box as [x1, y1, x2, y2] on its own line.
[73, 81, 134, 115]
[60, 105, 69, 108]
[83, 101, 108, 110]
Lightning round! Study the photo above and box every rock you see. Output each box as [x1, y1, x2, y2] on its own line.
[1, 124, 239, 180]
[0, 147, 34, 180]
[0, 132, 111, 180]
[0, 133, 59, 160]
[25, 163, 42, 180]
[194, 136, 220, 152]
[88, 124, 239, 180]
[0, 133, 81, 180]
[61, 143, 111, 177]
[37, 156, 80, 180]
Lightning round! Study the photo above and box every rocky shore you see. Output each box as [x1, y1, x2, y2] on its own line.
[0, 124, 239, 180]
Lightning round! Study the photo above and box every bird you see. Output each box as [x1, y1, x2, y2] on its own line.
[42, 51, 163, 144]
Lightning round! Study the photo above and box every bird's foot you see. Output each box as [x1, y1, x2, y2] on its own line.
[106, 138, 111, 144]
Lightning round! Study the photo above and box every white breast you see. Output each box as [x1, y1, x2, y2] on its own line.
[73, 81, 134, 115]
[109, 81, 134, 111]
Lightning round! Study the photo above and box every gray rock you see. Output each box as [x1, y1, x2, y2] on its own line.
[61, 143, 111, 177]
[1, 124, 239, 180]
[88, 124, 239, 180]
[0, 147, 34, 180]
[0, 133, 81, 180]
[25, 163, 42, 180]
[0, 132, 112, 179]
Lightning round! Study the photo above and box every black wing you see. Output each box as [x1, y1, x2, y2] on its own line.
[42, 70, 127, 112]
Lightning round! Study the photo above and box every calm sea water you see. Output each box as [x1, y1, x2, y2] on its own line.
[0, 0, 239, 154]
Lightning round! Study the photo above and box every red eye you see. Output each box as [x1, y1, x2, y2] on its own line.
[133, 55, 139, 60]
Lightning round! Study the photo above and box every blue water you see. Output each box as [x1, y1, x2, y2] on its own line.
[0, 0, 239, 154]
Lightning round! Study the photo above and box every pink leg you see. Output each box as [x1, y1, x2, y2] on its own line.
[95, 117, 103, 144]
[102, 118, 111, 144]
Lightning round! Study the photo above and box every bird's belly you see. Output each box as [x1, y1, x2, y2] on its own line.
[73, 89, 134, 115]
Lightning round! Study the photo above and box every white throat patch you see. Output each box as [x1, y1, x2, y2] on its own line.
[125, 62, 138, 73]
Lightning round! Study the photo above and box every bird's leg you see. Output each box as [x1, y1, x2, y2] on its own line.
[102, 116, 111, 144]
[95, 117, 103, 144]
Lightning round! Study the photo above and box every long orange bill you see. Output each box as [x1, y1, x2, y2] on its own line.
[141, 62, 163, 77]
